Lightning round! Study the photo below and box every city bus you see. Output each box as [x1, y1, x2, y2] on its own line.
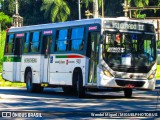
[2, 18, 157, 98]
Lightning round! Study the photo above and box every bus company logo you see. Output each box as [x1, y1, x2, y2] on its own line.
[66, 60, 68, 65]
[66, 60, 75, 65]
[129, 74, 134, 78]
[55, 60, 65, 64]
[24, 58, 37, 63]
[76, 59, 81, 64]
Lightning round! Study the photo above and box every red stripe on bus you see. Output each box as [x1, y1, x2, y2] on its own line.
[67, 55, 84, 58]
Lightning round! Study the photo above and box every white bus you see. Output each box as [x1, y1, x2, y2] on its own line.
[2, 18, 157, 98]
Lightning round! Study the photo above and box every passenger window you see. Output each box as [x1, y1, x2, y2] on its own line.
[24, 32, 30, 53]
[30, 31, 41, 52]
[71, 27, 84, 51]
[5, 34, 15, 53]
[56, 29, 68, 51]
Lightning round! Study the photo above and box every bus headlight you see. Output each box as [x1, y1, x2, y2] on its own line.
[103, 70, 113, 77]
[148, 71, 156, 80]
[148, 74, 155, 80]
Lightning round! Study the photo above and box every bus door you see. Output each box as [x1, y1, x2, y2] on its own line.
[87, 32, 100, 85]
[42, 34, 52, 83]
[13, 33, 24, 81]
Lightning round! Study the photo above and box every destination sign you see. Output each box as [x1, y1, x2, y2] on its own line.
[103, 20, 151, 31]
[16, 33, 24, 37]
[43, 30, 53, 35]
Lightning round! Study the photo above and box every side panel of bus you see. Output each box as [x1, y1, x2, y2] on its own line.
[3, 33, 25, 82]
[21, 55, 42, 83]
[3, 34, 15, 81]
[20, 31, 42, 83]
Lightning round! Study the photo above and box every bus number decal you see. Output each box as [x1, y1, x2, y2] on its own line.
[24, 58, 37, 63]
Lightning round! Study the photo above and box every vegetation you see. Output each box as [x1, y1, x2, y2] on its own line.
[0, 31, 5, 71]
[0, 75, 26, 87]
[156, 65, 160, 79]
[41, 0, 70, 22]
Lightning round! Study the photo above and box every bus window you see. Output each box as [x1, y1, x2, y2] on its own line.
[56, 29, 68, 51]
[30, 31, 41, 52]
[71, 27, 84, 51]
[24, 32, 30, 53]
[5, 34, 15, 53]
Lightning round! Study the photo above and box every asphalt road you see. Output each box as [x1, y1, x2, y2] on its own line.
[0, 87, 159, 119]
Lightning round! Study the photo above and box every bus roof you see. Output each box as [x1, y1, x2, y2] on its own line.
[8, 18, 153, 33]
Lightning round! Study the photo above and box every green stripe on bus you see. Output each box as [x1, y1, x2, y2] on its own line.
[56, 55, 84, 58]
[3, 56, 21, 62]
[56, 55, 67, 58]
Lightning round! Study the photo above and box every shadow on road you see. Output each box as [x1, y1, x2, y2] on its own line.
[0, 87, 157, 100]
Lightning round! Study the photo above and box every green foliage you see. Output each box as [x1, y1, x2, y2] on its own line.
[157, 41, 160, 49]
[2, 0, 15, 16]
[156, 65, 160, 79]
[19, 0, 46, 25]
[41, 0, 70, 22]
[0, 75, 26, 87]
[0, 31, 6, 72]
[0, 12, 12, 30]
[82, 0, 102, 8]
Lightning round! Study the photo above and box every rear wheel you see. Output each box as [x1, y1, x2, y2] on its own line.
[76, 72, 85, 98]
[124, 88, 132, 98]
[26, 72, 43, 93]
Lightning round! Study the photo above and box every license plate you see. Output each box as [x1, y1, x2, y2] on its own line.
[125, 84, 135, 88]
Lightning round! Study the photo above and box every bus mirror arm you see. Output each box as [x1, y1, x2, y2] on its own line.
[100, 35, 105, 44]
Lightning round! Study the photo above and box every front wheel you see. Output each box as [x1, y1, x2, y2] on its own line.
[26, 72, 43, 93]
[124, 88, 132, 98]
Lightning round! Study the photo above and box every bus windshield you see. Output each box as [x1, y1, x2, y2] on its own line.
[102, 32, 156, 73]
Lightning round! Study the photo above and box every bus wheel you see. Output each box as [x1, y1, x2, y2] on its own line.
[26, 72, 43, 93]
[124, 88, 132, 98]
[76, 72, 85, 98]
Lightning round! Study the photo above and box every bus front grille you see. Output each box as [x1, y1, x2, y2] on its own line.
[115, 80, 145, 87]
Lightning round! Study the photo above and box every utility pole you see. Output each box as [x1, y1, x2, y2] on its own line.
[93, 0, 99, 18]
[13, 0, 23, 27]
[78, 0, 81, 20]
[15, 0, 18, 15]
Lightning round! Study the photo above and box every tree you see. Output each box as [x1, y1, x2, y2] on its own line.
[0, 12, 12, 30]
[41, 0, 70, 22]
[82, 0, 124, 18]
[127, 0, 149, 18]
[19, 0, 46, 25]
[2, 0, 15, 16]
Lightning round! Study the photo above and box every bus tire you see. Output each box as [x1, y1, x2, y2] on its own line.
[124, 88, 132, 98]
[26, 72, 43, 93]
[76, 72, 85, 98]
